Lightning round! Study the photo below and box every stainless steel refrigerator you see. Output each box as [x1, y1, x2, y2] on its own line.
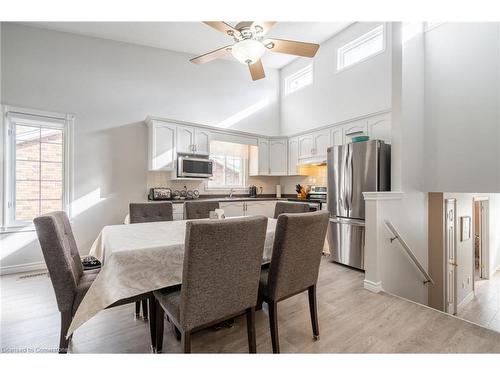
[327, 140, 391, 270]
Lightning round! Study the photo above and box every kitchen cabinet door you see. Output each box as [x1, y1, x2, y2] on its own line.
[194, 128, 211, 155]
[288, 137, 300, 175]
[331, 126, 344, 147]
[176, 125, 195, 154]
[245, 201, 276, 218]
[298, 134, 314, 159]
[312, 129, 331, 159]
[258, 138, 270, 175]
[269, 138, 287, 175]
[148, 121, 176, 170]
[343, 121, 368, 143]
[219, 202, 245, 217]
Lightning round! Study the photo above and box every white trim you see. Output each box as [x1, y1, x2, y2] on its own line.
[0, 261, 47, 276]
[457, 291, 474, 315]
[284, 64, 313, 96]
[337, 24, 386, 73]
[147, 109, 392, 140]
[363, 279, 383, 293]
[363, 191, 404, 201]
[1, 105, 75, 229]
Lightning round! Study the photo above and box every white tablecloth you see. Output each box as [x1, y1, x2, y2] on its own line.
[67, 218, 277, 336]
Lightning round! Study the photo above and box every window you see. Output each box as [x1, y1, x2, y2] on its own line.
[337, 24, 385, 71]
[284, 64, 313, 96]
[3, 109, 73, 228]
[207, 141, 248, 189]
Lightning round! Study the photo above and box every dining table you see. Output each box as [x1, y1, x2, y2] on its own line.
[67, 217, 277, 336]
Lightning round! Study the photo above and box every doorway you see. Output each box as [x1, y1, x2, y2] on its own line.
[445, 198, 457, 315]
[473, 198, 489, 283]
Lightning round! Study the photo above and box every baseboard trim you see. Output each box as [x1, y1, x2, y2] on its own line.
[364, 279, 383, 293]
[457, 291, 474, 314]
[0, 261, 47, 276]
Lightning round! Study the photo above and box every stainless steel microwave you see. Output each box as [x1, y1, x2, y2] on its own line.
[177, 153, 213, 178]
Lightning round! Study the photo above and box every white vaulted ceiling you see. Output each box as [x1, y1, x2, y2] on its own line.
[23, 22, 352, 69]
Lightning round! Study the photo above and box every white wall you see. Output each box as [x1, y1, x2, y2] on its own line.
[0, 23, 281, 272]
[424, 23, 500, 193]
[280, 22, 392, 136]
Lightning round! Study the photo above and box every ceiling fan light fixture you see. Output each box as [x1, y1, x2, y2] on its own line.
[231, 39, 266, 65]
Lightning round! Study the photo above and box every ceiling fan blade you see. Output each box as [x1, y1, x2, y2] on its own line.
[264, 38, 319, 57]
[248, 60, 265, 81]
[203, 21, 240, 38]
[235, 21, 253, 30]
[251, 21, 276, 36]
[190, 45, 233, 65]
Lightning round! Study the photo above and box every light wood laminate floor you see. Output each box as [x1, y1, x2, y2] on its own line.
[2, 259, 500, 353]
[457, 270, 500, 333]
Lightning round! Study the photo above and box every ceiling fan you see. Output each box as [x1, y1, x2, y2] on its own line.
[190, 21, 320, 81]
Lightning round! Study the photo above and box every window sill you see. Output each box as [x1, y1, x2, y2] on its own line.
[1, 225, 36, 234]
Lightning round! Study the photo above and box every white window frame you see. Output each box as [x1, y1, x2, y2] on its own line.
[1, 106, 74, 231]
[206, 154, 248, 191]
[284, 64, 313, 96]
[337, 24, 386, 72]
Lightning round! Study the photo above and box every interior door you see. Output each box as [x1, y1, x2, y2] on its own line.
[445, 199, 457, 315]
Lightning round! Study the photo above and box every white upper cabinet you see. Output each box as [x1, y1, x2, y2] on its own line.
[258, 138, 270, 175]
[288, 137, 300, 175]
[194, 128, 211, 155]
[176, 125, 195, 154]
[312, 129, 331, 159]
[331, 126, 344, 147]
[298, 134, 314, 159]
[367, 114, 391, 143]
[343, 121, 368, 143]
[177, 125, 210, 155]
[148, 121, 176, 171]
[269, 139, 287, 175]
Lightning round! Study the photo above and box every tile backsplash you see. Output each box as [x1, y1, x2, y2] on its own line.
[147, 171, 280, 196]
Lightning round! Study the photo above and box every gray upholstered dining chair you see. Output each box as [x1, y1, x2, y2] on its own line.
[153, 216, 268, 353]
[129, 202, 174, 320]
[273, 201, 310, 219]
[258, 211, 329, 353]
[183, 201, 220, 220]
[34, 211, 155, 353]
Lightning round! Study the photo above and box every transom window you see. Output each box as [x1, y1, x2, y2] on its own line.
[284, 64, 313, 96]
[3, 109, 73, 227]
[337, 24, 385, 71]
[207, 140, 248, 189]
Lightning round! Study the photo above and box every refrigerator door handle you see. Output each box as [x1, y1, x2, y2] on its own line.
[346, 144, 353, 214]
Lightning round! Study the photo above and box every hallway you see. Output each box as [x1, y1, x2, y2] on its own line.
[457, 270, 500, 332]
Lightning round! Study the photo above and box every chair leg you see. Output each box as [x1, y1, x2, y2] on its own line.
[182, 330, 192, 353]
[155, 300, 165, 353]
[142, 299, 149, 320]
[308, 285, 320, 340]
[148, 297, 156, 352]
[135, 301, 141, 318]
[256, 293, 264, 311]
[246, 307, 257, 353]
[268, 301, 280, 354]
[59, 311, 72, 354]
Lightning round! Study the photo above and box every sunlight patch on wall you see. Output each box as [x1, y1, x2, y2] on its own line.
[71, 188, 106, 217]
[218, 98, 271, 129]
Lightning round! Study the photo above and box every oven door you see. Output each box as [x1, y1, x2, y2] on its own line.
[178, 156, 213, 178]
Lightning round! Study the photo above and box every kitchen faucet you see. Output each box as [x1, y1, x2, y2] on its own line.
[229, 188, 234, 198]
